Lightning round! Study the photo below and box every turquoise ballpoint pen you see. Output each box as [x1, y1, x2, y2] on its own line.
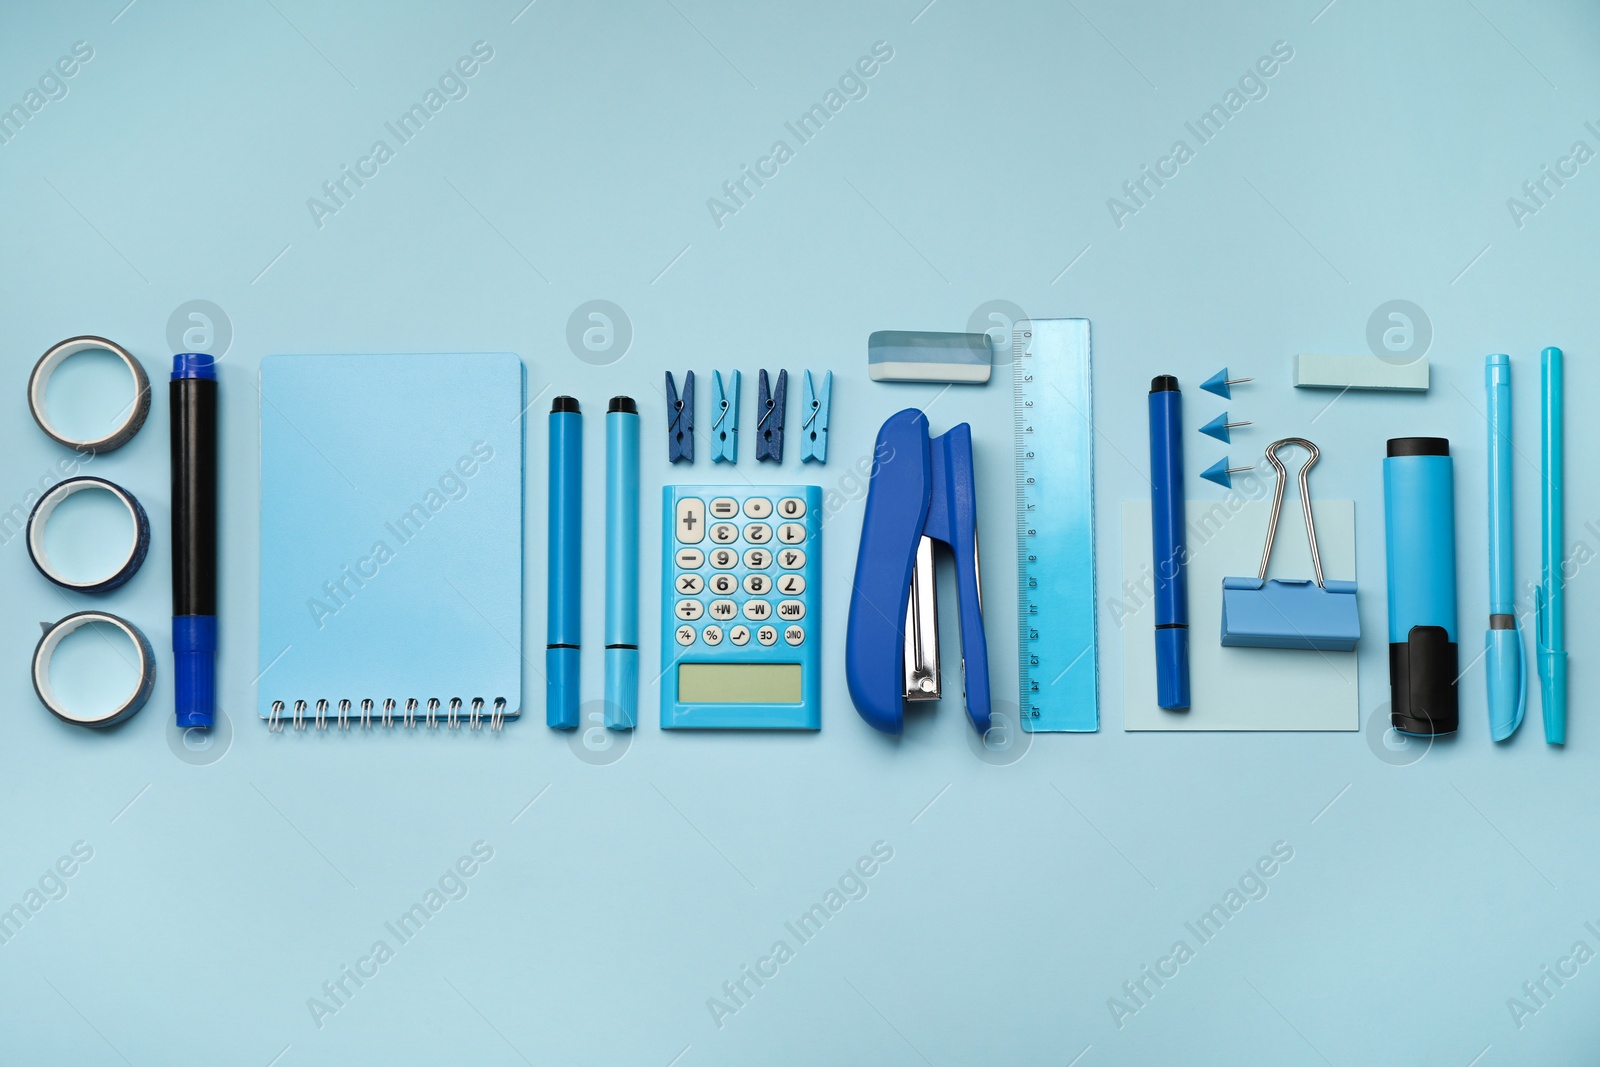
[1485, 355, 1525, 740]
[1537, 347, 1567, 744]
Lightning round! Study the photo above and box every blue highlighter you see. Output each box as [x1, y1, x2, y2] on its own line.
[605, 397, 640, 730]
[1384, 437, 1458, 735]
[547, 397, 582, 729]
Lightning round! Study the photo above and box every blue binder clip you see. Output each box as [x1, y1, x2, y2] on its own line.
[1221, 438, 1359, 652]
[846, 409, 991, 734]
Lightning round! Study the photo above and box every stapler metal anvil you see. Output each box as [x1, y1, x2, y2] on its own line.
[847, 408, 991, 734]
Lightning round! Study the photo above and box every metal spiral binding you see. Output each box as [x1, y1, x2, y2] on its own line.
[267, 696, 512, 731]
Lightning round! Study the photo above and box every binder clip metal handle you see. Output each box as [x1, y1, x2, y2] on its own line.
[1257, 437, 1325, 586]
[1221, 437, 1360, 652]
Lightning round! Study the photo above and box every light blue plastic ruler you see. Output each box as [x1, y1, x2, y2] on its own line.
[1013, 319, 1098, 731]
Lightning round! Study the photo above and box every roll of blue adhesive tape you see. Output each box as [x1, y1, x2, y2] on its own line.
[26, 476, 151, 593]
[32, 611, 156, 728]
[28, 336, 151, 454]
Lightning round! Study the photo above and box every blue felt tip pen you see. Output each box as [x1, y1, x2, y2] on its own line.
[1485, 355, 1525, 741]
[605, 397, 640, 730]
[171, 352, 218, 730]
[1538, 346, 1567, 744]
[1148, 375, 1190, 710]
[547, 397, 582, 729]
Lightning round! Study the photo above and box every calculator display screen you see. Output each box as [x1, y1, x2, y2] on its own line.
[678, 663, 802, 703]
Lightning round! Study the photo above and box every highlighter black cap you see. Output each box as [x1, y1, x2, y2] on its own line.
[551, 396, 580, 414]
[1389, 628, 1459, 735]
[608, 396, 637, 414]
[1150, 375, 1179, 393]
[1387, 436, 1449, 458]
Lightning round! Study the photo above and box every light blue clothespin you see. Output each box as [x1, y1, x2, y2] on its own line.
[801, 370, 831, 464]
[711, 370, 740, 463]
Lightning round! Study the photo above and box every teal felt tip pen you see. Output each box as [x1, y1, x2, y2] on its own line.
[605, 397, 640, 730]
[547, 397, 582, 729]
[1538, 347, 1567, 744]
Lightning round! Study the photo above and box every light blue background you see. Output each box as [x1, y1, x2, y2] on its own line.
[2, 1, 1598, 1064]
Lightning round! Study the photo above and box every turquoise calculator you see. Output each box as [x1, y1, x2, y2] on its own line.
[661, 485, 821, 729]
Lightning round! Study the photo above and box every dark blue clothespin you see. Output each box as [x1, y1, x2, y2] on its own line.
[711, 370, 740, 464]
[757, 369, 786, 463]
[667, 370, 694, 463]
[801, 370, 831, 464]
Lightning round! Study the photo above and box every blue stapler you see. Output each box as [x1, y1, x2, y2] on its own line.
[1221, 438, 1359, 652]
[847, 409, 991, 734]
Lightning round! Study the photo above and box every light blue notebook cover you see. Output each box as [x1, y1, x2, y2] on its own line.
[257, 353, 524, 723]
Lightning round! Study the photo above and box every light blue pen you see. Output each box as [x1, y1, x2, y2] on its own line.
[1484, 354, 1524, 740]
[605, 396, 640, 730]
[1538, 347, 1567, 744]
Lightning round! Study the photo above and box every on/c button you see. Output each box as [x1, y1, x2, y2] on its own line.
[676, 497, 706, 544]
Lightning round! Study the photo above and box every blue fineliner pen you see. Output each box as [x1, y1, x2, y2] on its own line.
[1148, 376, 1190, 710]
[1539, 347, 1567, 744]
[171, 353, 218, 730]
[1484, 355, 1525, 741]
[605, 397, 640, 730]
[547, 397, 582, 729]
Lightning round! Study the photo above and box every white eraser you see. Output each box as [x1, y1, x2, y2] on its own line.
[1293, 353, 1429, 391]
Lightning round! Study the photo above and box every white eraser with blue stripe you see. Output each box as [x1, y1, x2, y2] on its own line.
[868, 331, 992, 384]
[1293, 353, 1429, 391]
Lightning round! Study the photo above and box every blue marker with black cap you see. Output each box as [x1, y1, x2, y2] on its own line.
[547, 397, 583, 729]
[605, 396, 640, 729]
[1148, 375, 1190, 710]
[171, 353, 218, 730]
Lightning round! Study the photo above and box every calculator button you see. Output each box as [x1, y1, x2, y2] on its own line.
[778, 497, 806, 519]
[675, 573, 704, 595]
[777, 573, 805, 595]
[743, 573, 772, 595]
[675, 600, 704, 621]
[743, 548, 772, 569]
[757, 625, 778, 646]
[729, 625, 751, 646]
[675, 548, 704, 569]
[676, 498, 706, 543]
[702, 625, 724, 646]
[777, 523, 806, 545]
[710, 497, 740, 519]
[778, 548, 806, 570]
[777, 599, 806, 621]
[710, 547, 738, 569]
[709, 599, 737, 621]
[675, 625, 696, 646]
[743, 600, 772, 621]
[709, 573, 738, 596]
[742, 498, 773, 519]
[784, 625, 805, 646]
[709, 523, 739, 544]
[744, 523, 772, 545]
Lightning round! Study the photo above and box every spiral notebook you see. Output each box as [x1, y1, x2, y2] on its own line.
[257, 353, 525, 729]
